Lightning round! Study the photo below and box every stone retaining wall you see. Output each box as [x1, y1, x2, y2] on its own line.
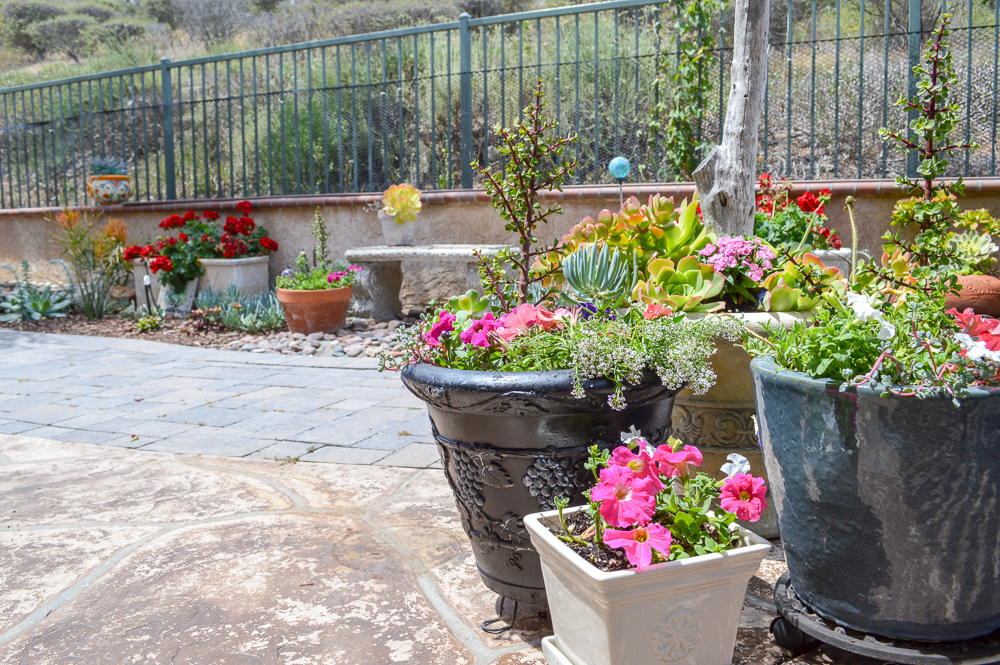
[4, 179, 1000, 306]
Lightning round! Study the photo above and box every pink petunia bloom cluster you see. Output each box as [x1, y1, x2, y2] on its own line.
[460, 313, 502, 347]
[586, 439, 767, 571]
[423, 311, 455, 347]
[699, 235, 776, 283]
[495, 303, 571, 342]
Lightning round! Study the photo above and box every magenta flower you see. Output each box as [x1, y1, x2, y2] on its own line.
[423, 311, 456, 347]
[460, 312, 501, 348]
[603, 523, 673, 571]
[590, 464, 657, 528]
[610, 445, 664, 492]
[652, 444, 703, 479]
[720, 473, 768, 522]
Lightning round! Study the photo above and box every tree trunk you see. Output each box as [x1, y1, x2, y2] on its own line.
[692, 0, 770, 237]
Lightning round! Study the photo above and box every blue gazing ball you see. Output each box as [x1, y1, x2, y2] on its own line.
[608, 156, 631, 180]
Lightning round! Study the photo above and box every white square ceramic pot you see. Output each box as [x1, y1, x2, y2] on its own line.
[524, 507, 770, 665]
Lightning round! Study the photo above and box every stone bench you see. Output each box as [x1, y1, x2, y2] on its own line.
[345, 244, 511, 320]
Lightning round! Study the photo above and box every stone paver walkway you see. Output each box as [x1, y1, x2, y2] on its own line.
[0, 330, 435, 468]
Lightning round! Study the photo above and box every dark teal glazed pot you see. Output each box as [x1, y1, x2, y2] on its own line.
[751, 356, 1000, 641]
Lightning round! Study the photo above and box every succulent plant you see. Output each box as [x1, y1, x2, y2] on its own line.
[948, 231, 999, 275]
[90, 156, 129, 176]
[562, 242, 637, 309]
[760, 253, 846, 312]
[382, 184, 422, 225]
[632, 255, 726, 313]
[534, 195, 712, 281]
[446, 289, 489, 325]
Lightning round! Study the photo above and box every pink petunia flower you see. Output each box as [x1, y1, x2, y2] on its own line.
[460, 312, 501, 348]
[590, 464, 657, 528]
[603, 523, 673, 571]
[534, 305, 571, 331]
[495, 304, 538, 341]
[610, 446, 664, 492]
[423, 311, 455, 347]
[652, 444, 703, 479]
[720, 473, 768, 522]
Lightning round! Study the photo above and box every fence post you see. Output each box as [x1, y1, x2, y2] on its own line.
[459, 12, 473, 189]
[906, 0, 922, 179]
[160, 57, 177, 200]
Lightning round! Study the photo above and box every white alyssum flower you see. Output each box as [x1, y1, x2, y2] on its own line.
[720, 453, 752, 478]
[845, 292, 897, 340]
[955, 333, 1000, 363]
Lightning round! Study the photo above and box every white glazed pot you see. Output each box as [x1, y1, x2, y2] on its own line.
[131, 259, 162, 309]
[525, 507, 770, 665]
[198, 255, 270, 297]
[378, 210, 415, 246]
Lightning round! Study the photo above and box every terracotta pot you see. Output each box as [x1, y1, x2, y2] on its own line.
[86, 174, 133, 204]
[945, 274, 1000, 317]
[276, 286, 352, 334]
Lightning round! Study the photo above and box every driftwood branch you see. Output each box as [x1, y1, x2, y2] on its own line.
[692, 0, 770, 237]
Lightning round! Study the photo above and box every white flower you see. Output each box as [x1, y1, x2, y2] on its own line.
[720, 453, 752, 478]
[955, 333, 1000, 363]
[845, 292, 897, 340]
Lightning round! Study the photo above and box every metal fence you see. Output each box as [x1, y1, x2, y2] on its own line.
[0, 0, 996, 209]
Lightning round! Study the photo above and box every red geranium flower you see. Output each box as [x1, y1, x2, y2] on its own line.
[201, 234, 214, 243]
[202, 210, 219, 221]
[236, 200, 253, 215]
[237, 216, 256, 235]
[829, 234, 842, 249]
[159, 214, 184, 230]
[123, 246, 142, 262]
[178, 233, 188, 243]
[796, 191, 822, 214]
[149, 256, 173, 273]
[182, 210, 198, 222]
[139, 245, 155, 258]
[260, 237, 279, 251]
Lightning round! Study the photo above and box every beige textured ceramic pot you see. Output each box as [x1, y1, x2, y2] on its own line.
[526, 507, 769, 665]
[199, 256, 270, 297]
[276, 286, 352, 334]
[669, 312, 811, 538]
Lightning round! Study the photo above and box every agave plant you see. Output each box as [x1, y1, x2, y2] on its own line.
[760, 253, 846, 312]
[562, 243, 638, 310]
[632, 255, 726, 313]
[382, 184, 422, 225]
[534, 195, 712, 281]
[90, 156, 129, 176]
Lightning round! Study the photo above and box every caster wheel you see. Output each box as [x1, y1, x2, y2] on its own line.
[770, 616, 820, 651]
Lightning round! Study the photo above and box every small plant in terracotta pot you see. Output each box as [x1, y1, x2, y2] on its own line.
[377, 183, 422, 246]
[276, 209, 362, 334]
[87, 157, 133, 205]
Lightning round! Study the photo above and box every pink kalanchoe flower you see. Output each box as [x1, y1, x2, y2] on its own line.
[720, 473, 768, 522]
[423, 311, 455, 347]
[603, 523, 673, 571]
[590, 464, 657, 528]
[652, 444, 703, 479]
[643, 302, 672, 320]
[460, 313, 501, 348]
[610, 446, 664, 492]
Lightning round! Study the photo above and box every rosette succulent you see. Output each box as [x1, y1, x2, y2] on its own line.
[633, 255, 726, 313]
[381, 184, 422, 225]
[562, 243, 638, 309]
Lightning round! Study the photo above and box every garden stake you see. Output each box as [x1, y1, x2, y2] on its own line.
[481, 597, 518, 634]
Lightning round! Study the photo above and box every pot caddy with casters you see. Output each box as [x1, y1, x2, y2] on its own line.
[401, 363, 680, 606]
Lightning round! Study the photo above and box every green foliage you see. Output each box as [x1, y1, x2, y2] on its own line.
[134, 312, 163, 331]
[562, 243, 638, 310]
[0, 0, 65, 57]
[759, 253, 847, 312]
[49, 209, 127, 320]
[28, 14, 95, 62]
[649, 0, 727, 179]
[473, 79, 578, 305]
[948, 231, 998, 275]
[633, 255, 725, 313]
[310, 208, 333, 273]
[0, 260, 75, 322]
[445, 289, 489, 323]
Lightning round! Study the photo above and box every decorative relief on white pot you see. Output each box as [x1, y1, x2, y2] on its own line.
[653, 607, 703, 662]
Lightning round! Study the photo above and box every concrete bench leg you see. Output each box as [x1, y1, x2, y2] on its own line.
[352, 260, 403, 320]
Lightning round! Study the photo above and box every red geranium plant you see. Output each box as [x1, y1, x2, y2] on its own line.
[754, 174, 842, 251]
[124, 201, 278, 291]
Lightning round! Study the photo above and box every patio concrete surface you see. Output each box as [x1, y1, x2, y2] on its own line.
[0, 433, 889, 665]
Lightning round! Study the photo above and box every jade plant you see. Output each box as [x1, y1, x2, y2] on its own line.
[633, 255, 726, 313]
[381, 184, 422, 225]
